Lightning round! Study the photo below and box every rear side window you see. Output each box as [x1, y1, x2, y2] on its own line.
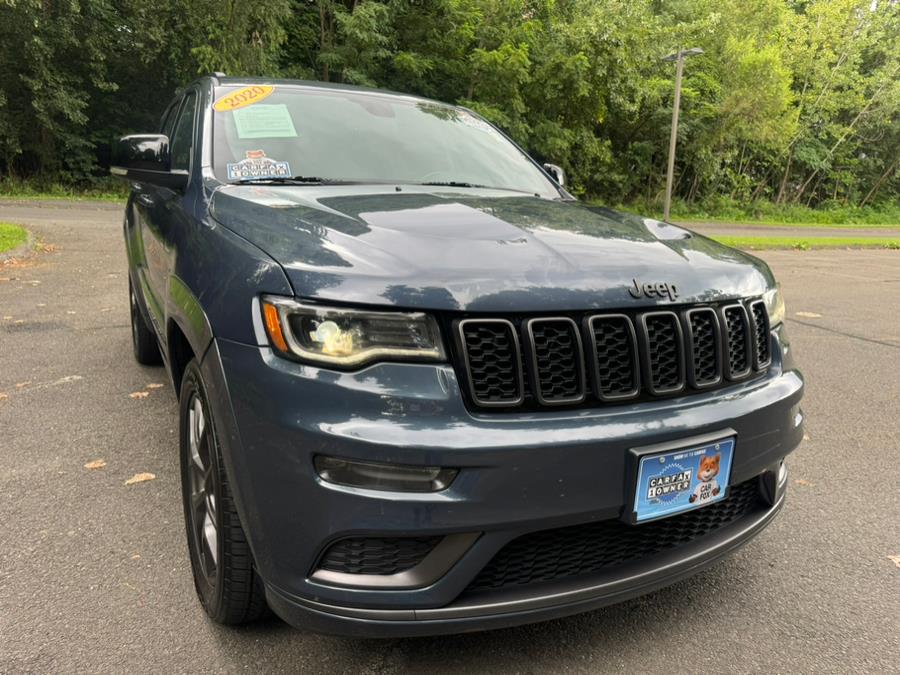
[171, 92, 197, 172]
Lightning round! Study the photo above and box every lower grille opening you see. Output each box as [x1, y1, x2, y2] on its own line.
[316, 536, 442, 576]
[464, 478, 763, 595]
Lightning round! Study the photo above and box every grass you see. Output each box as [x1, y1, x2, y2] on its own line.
[0, 222, 29, 254]
[0, 178, 127, 203]
[710, 235, 900, 250]
[677, 219, 900, 230]
[612, 197, 900, 227]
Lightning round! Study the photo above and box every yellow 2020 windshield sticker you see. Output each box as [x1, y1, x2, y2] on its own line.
[213, 85, 274, 112]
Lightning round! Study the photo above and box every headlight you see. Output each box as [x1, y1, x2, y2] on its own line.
[260, 296, 445, 368]
[763, 285, 785, 326]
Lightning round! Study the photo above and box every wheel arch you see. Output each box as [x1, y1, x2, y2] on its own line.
[167, 275, 214, 397]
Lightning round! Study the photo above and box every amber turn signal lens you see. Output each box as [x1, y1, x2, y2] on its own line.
[262, 301, 289, 353]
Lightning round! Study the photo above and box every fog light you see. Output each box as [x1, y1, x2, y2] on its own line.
[315, 456, 458, 492]
[778, 460, 788, 487]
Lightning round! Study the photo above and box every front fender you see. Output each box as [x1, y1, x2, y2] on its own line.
[169, 206, 293, 348]
[166, 275, 214, 361]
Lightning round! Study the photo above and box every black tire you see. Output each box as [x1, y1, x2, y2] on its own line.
[179, 360, 268, 625]
[129, 278, 162, 365]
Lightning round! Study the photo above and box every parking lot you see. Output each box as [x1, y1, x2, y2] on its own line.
[1, 200, 898, 673]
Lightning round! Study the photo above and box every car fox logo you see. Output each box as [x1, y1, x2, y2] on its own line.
[628, 279, 678, 301]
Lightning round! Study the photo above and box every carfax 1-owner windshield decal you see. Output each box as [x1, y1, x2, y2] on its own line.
[226, 150, 291, 181]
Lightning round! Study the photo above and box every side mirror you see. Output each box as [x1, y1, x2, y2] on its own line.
[110, 134, 188, 191]
[542, 163, 565, 187]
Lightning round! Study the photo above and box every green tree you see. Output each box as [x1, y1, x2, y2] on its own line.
[0, 0, 896, 206]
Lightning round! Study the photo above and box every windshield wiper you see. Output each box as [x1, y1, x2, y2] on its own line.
[232, 176, 355, 185]
[230, 177, 543, 196]
[416, 181, 539, 196]
[418, 180, 480, 188]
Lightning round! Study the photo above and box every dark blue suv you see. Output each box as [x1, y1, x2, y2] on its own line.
[112, 75, 803, 637]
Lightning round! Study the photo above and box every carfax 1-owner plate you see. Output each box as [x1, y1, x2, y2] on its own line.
[632, 436, 735, 523]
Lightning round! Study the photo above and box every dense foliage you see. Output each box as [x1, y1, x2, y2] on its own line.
[0, 0, 897, 207]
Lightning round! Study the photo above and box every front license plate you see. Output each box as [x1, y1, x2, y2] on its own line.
[632, 436, 735, 523]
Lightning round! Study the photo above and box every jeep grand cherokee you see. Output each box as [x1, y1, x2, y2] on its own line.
[111, 75, 803, 637]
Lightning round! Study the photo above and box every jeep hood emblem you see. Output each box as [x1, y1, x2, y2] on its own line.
[628, 278, 678, 301]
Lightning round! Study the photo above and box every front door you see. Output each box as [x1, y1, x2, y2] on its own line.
[136, 90, 198, 333]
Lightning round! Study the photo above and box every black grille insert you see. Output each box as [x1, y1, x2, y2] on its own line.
[749, 300, 771, 369]
[458, 319, 524, 406]
[317, 536, 441, 576]
[686, 308, 722, 388]
[454, 298, 766, 411]
[525, 318, 585, 405]
[722, 305, 751, 379]
[640, 312, 685, 394]
[586, 314, 640, 400]
[465, 479, 763, 594]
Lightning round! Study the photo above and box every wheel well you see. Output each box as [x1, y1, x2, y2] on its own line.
[167, 321, 195, 397]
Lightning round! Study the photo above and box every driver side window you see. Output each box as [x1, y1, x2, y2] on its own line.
[160, 100, 179, 138]
[170, 92, 197, 172]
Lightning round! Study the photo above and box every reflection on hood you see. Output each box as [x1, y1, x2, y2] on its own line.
[210, 185, 771, 312]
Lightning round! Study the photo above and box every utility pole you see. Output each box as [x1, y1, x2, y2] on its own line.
[662, 47, 703, 221]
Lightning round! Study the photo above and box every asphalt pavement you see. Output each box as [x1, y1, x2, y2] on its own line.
[1, 200, 899, 674]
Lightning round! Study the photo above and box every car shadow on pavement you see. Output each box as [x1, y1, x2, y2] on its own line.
[209, 553, 761, 672]
[365, 562, 742, 670]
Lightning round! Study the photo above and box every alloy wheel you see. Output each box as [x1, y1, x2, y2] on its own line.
[187, 393, 218, 585]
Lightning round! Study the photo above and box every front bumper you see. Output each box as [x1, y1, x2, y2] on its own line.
[200, 325, 803, 636]
[266, 484, 785, 637]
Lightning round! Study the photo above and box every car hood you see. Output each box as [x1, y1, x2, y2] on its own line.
[209, 185, 773, 312]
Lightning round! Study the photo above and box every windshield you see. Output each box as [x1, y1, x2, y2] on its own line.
[211, 84, 559, 198]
